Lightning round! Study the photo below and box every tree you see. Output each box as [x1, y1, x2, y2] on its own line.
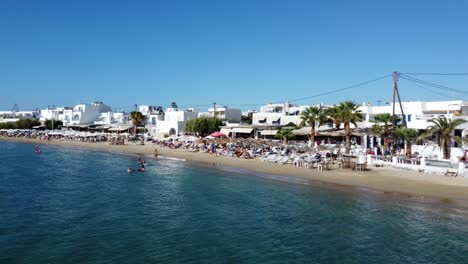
[335, 101, 362, 154]
[420, 117, 467, 159]
[241, 112, 253, 124]
[129, 111, 146, 135]
[396, 127, 418, 158]
[44, 119, 63, 130]
[275, 128, 295, 143]
[325, 106, 342, 129]
[300, 106, 325, 146]
[370, 113, 399, 153]
[0, 122, 17, 129]
[17, 118, 41, 129]
[185, 117, 222, 137]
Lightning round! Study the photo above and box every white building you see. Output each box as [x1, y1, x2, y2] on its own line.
[155, 107, 199, 137]
[0, 110, 40, 123]
[202, 106, 242, 122]
[40, 102, 113, 125]
[136, 105, 165, 135]
[359, 100, 468, 130]
[252, 102, 317, 126]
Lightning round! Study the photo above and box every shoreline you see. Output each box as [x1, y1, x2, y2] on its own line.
[4, 137, 468, 202]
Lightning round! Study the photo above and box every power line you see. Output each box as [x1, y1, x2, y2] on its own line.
[216, 74, 393, 107]
[400, 72, 468, 76]
[399, 75, 468, 94]
[287, 74, 393, 103]
[400, 78, 456, 100]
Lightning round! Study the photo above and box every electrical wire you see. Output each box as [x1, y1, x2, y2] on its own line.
[287, 74, 393, 103]
[399, 75, 468, 94]
[400, 78, 457, 100]
[218, 74, 393, 107]
[400, 73, 468, 76]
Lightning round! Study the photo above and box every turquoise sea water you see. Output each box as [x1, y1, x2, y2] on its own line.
[1, 141, 468, 263]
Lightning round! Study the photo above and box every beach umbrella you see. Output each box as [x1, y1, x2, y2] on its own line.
[210, 131, 226, 137]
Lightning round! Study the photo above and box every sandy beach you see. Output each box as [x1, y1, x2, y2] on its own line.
[4, 137, 468, 202]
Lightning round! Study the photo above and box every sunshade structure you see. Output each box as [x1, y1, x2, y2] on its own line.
[293, 127, 368, 137]
[260, 129, 278, 136]
[108, 125, 132, 132]
[316, 128, 368, 137]
[210, 131, 226, 137]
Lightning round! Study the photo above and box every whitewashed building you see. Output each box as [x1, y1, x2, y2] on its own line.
[201, 106, 242, 122]
[155, 107, 199, 137]
[137, 105, 165, 135]
[359, 100, 468, 130]
[0, 110, 40, 123]
[252, 102, 319, 126]
[40, 102, 113, 125]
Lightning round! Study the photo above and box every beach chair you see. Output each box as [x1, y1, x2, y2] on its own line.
[278, 156, 289, 164]
[261, 154, 275, 162]
[445, 169, 458, 177]
[271, 156, 284, 163]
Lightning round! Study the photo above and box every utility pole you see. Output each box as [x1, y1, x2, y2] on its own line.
[392, 71, 407, 129]
[51, 105, 55, 130]
[213, 102, 217, 119]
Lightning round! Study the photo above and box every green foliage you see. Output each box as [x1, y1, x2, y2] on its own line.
[0, 122, 18, 129]
[335, 101, 362, 154]
[419, 117, 467, 159]
[130, 111, 147, 134]
[275, 128, 295, 143]
[283, 122, 298, 129]
[241, 113, 253, 124]
[300, 106, 326, 144]
[370, 113, 400, 135]
[0, 119, 41, 129]
[44, 119, 63, 130]
[396, 127, 418, 143]
[324, 106, 342, 129]
[185, 117, 222, 136]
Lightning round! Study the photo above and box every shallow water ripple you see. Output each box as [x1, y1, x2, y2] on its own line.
[1, 141, 468, 263]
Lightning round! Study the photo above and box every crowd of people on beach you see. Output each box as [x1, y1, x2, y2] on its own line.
[0, 129, 110, 143]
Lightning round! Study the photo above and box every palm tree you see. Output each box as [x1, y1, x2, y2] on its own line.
[335, 101, 362, 154]
[396, 127, 418, 159]
[275, 128, 295, 143]
[420, 117, 467, 159]
[325, 106, 342, 129]
[370, 113, 398, 153]
[129, 111, 146, 135]
[300, 106, 325, 146]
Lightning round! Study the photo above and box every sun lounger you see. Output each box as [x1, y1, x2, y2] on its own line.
[445, 169, 458, 177]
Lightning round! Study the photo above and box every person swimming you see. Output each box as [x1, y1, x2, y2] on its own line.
[138, 158, 145, 168]
[127, 167, 136, 173]
[34, 145, 41, 153]
[138, 167, 145, 172]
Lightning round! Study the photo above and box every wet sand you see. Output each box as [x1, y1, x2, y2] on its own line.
[4, 137, 468, 201]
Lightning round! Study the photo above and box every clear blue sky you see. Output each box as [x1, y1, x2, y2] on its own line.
[1, 0, 468, 111]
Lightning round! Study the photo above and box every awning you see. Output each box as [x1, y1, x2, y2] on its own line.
[89, 126, 110, 130]
[260, 129, 278, 136]
[108, 126, 132, 131]
[220, 128, 232, 135]
[231, 127, 253, 134]
[63, 124, 89, 128]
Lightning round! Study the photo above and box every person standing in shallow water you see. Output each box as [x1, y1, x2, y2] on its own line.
[154, 149, 158, 158]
